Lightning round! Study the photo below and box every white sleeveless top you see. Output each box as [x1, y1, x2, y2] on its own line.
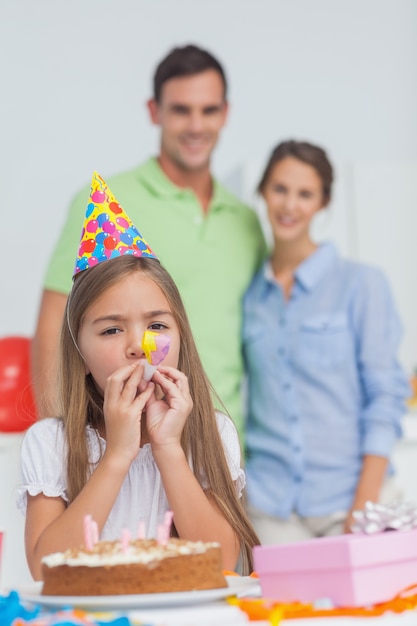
[16, 413, 245, 540]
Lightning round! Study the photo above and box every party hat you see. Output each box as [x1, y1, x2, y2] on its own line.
[73, 171, 157, 276]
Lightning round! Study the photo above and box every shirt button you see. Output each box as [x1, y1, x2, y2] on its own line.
[283, 382, 291, 390]
[278, 347, 285, 356]
[280, 318, 286, 327]
[293, 445, 301, 453]
[294, 476, 302, 483]
[290, 415, 298, 422]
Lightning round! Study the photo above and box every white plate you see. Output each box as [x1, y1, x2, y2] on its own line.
[18, 576, 261, 610]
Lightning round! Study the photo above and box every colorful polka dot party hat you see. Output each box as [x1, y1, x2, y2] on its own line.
[73, 171, 157, 276]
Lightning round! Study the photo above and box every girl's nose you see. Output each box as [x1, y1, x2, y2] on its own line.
[127, 335, 145, 359]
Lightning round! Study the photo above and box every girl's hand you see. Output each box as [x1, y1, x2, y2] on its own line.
[103, 362, 154, 464]
[145, 365, 193, 449]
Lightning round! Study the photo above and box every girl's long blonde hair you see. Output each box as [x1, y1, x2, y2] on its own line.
[59, 255, 259, 573]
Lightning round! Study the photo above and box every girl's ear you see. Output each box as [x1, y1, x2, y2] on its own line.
[85, 364, 90, 375]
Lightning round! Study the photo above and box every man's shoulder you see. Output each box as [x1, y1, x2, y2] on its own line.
[214, 179, 252, 211]
[213, 180, 265, 239]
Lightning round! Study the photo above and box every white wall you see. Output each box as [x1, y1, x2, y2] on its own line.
[1, 0, 417, 365]
[0, 434, 31, 590]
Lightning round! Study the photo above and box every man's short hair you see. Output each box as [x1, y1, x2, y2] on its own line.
[153, 44, 227, 102]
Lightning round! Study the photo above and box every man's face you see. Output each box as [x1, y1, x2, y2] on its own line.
[148, 69, 228, 174]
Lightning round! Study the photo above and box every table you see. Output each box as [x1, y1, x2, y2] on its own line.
[3, 581, 417, 626]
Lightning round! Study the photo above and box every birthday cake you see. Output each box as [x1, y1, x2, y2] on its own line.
[41, 537, 227, 596]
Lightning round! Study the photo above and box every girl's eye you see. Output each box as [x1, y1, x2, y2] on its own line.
[299, 190, 314, 199]
[272, 185, 286, 194]
[149, 323, 168, 331]
[102, 328, 121, 336]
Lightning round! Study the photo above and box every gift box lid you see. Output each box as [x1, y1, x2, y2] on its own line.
[254, 528, 417, 573]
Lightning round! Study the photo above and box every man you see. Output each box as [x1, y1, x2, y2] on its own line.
[32, 44, 266, 440]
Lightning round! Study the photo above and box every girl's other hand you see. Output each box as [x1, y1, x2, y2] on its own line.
[145, 365, 193, 449]
[103, 362, 154, 464]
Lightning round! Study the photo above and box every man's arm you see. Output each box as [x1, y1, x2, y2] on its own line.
[31, 290, 68, 417]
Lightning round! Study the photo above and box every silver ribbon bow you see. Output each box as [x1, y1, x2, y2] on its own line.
[351, 500, 417, 534]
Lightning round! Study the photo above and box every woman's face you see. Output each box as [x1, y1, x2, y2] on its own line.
[78, 271, 181, 394]
[262, 156, 326, 245]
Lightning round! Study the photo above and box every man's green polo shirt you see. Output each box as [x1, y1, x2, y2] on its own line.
[45, 158, 266, 440]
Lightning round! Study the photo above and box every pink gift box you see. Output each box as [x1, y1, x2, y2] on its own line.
[253, 528, 417, 607]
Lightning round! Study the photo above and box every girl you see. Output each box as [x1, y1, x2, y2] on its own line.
[242, 140, 409, 544]
[18, 188, 259, 580]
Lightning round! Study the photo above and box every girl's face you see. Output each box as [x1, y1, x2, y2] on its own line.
[78, 272, 181, 393]
[262, 156, 326, 245]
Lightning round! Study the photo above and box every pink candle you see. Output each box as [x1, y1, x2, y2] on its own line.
[164, 510, 174, 532]
[83, 514, 93, 551]
[157, 524, 166, 545]
[121, 528, 131, 554]
[91, 520, 99, 545]
[157, 510, 174, 545]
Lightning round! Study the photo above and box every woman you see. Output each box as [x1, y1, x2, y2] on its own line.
[242, 140, 409, 544]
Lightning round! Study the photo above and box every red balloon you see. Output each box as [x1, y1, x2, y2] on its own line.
[0, 336, 38, 432]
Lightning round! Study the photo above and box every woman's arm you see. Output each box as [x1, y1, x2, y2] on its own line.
[345, 268, 410, 532]
[353, 268, 409, 454]
[344, 454, 388, 533]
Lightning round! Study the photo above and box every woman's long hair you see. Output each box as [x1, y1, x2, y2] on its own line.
[59, 255, 259, 573]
